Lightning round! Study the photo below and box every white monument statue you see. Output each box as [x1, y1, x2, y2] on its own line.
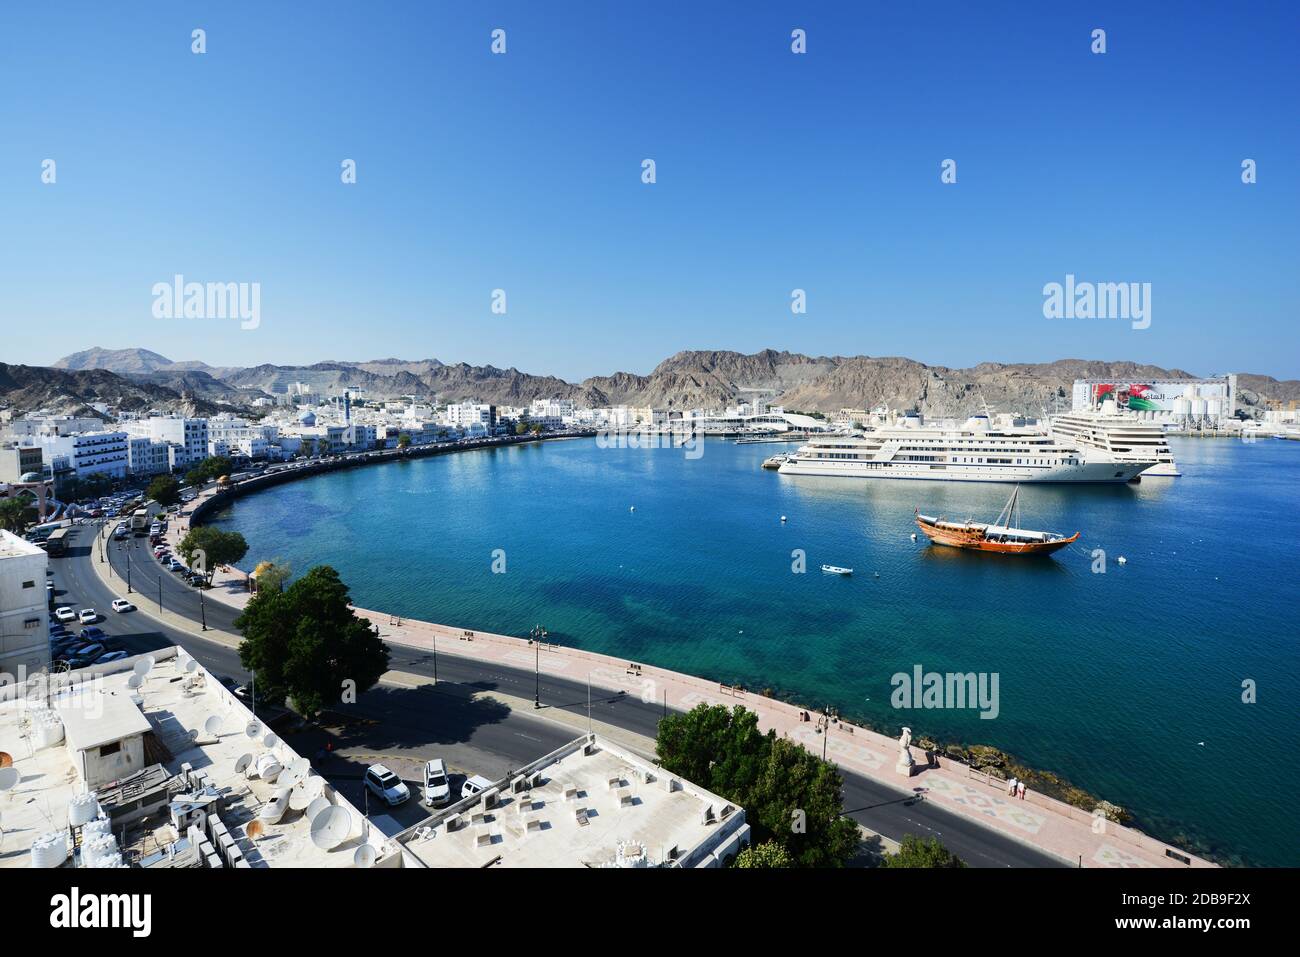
[895, 726, 915, 777]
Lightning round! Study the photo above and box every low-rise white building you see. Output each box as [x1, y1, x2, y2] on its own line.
[0, 529, 50, 679]
[395, 734, 750, 868]
[0, 647, 399, 870]
[33, 430, 129, 480]
[445, 402, 496, 432]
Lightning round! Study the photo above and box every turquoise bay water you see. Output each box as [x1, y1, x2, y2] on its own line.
[210, 436, 1300, 865]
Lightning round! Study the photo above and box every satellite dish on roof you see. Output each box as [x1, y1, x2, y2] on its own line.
[353, 844, 377, 868]
[185, 659, 199, 674]
[203, 715, 223, 738]
[234, 753, 253, 775]
[133, 656, 155, 678]
[262, 732, 278, 749]
[0, 767, 18, 792]
[245, 721, 262, 739]
[306, 794, 333, 822]
[127, 673, 143, 690]
[310, 806, 351, 850]
[280, 758, 310, 789]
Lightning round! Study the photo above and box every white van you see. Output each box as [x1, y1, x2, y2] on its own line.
[422, 758, 451, 807]
[460, 774, 493, 801]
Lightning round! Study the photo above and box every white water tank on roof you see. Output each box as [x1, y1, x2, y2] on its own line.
[82, 834, 119, 867]
[69, 792, 100, 827]
[30, 830, 69, 868]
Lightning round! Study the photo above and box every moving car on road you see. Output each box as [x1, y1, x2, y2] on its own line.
[111, 599, 136, 613]
[78, 608, 99, 624]
[363, 765, 410, 807]
[54, 606, 77, 623]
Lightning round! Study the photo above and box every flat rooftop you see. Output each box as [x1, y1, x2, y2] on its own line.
[397, 735, 749, 868]
[0, 648, 394, 869]
[0, 529, 45, 560]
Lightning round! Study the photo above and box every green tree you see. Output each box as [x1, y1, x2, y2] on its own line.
[184, 455, 232, 486]
[656, 704, 859, 867]
[177, 526, 248, 583]
[396, 432, 411, 449]
[881, 835, 967, 869]
[529, 422, 544, 435]
[745, 736, 862, 868]
[733, 840, 793, 868]
[0, 497, 33, 534]
[235, 565, 390, 717]
[146, 475, 182, 507]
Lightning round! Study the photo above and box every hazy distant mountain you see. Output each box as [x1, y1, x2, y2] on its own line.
[53, 347, 178, 375]
[46, 347, 1298, 417]
[52, 347, 240, 379]
[0, 363, 226, 417]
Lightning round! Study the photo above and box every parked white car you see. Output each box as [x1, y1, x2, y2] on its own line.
[54, 606, 77, 623]
[422, 759, 451, 807]
[78, 608, 98, 624]
[364, 765, 410, 807]
[111, 599, 136, 613]
[460, 774, 493, 801]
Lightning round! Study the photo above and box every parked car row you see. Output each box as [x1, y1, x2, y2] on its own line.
[360, 758, 482, 809]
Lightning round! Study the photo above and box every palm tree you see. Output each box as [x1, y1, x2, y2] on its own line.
[0, 497, 32, 534]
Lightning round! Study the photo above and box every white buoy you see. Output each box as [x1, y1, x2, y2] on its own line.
[1117, 556, 1128, 564]
[780, 515, 787, 523]
[629, 506, 635, 512]
[910, 533, 917, 541]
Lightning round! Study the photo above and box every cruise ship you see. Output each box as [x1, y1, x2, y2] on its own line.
[1048, 403, 1181, 477]
[777, 414, 1154, 483]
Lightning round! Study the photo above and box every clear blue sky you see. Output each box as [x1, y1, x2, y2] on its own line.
[2, 1, 1296, 381]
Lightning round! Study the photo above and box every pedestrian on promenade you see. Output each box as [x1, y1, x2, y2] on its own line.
[1007, 776, 1018, 796]
[1017, 781, 1027, 800]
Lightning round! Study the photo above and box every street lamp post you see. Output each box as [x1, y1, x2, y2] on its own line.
[126, 546, 132, 593]
[431, 634, 438, 685]
[529, 624, 547, 709]
[199, 588, 207, 631]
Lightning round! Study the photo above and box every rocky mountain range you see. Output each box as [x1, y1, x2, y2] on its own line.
[0, 362, 228, 419]
[21, 347, 1300, 420]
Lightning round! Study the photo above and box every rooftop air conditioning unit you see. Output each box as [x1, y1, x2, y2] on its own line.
[480, 787, 499, 810]
[510, 775, 528, 794]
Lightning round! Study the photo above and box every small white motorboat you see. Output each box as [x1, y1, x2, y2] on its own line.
[821, 564, 853, 575]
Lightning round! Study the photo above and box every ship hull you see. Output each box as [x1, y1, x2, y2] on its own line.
[915, 518, 1078, 555]
[778, 459, 1145, 483]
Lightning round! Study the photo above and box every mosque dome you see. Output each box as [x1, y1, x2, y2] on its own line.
[299, 410, 317, 426]
[19, 472, 44, 483]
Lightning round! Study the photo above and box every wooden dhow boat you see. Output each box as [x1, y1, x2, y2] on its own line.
[915, 486, 1079, 556]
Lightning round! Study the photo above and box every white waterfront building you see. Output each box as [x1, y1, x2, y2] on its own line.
[31, 430, 129, 480]
[445, 402, 497, 432]
[0, 529, 50, 678]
